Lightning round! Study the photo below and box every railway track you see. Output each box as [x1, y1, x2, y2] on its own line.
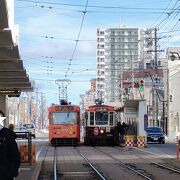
[114, 146, 180, 175]
[38, 145, 104, 180]
[75, 147, 107, 180]
[53, 147, 58, 180]
[93, 147, 153, 180]
[95, 146, 180, 180]
[38, 146, 58, 180]
[58, 146, 106, 179]
[37, 145, 180, 180]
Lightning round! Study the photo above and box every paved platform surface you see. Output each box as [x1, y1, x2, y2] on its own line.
[15, 163, 42, 180]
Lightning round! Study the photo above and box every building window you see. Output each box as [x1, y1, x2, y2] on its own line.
[100, 58, 104, 62]
[100, 38, 104, 42]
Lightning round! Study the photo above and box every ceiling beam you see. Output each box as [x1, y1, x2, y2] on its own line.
[0, 46, 20, 60]
[0, 30, 13, 47]
[0, 83, 32, 88]
[0, 60, 24, 71]
[0, 71, 27, 78]
[0, 77, 30, 83]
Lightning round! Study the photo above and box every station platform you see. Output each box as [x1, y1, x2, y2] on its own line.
[15, 163, 42, 180]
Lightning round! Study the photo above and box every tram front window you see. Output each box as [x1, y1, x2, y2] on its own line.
[52, 112, 77, 124]
[95, 112, 108, 125]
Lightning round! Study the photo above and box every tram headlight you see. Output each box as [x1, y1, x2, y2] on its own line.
[100, 129, 104, 134]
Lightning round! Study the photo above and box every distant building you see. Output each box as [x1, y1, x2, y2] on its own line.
[139, 29, 155, 69]
[96, 26, 155, 103]
[79, 78, 96, 113]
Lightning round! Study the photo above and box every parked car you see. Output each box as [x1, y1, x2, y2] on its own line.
[14, 127, 28, 139]
[22, 123, 36, 138]
[146, 127, 165, 144]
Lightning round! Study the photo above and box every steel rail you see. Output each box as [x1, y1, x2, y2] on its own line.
[53, 147, 58, 180]
[95, 147, 152, 180]
[36, 146, 50, 179]
[115, 147, 180, 176]
[151, 161, 180, 174]
[75, 147, 106, 180]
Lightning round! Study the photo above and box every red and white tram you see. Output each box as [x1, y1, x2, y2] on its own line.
[84, 104, 118, 145]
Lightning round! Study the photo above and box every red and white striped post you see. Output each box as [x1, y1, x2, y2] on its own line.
[176, 136, 179, 159]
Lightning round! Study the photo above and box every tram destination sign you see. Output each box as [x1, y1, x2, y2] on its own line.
[55, 106, 74, 111]
[96, 108, 108, 112]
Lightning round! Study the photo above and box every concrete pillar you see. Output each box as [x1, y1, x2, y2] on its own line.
[137, 100, 146, 136]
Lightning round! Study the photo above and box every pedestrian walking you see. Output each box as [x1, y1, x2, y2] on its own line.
[0, 117, 20, 180]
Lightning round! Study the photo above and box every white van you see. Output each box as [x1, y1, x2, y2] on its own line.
[22, 123, 36, 138]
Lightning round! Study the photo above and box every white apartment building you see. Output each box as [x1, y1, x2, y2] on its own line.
[139, 29, 155, 69]
[96, 27, 154, 103]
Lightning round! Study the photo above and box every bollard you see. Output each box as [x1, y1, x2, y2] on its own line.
[176, 136, 179, 159]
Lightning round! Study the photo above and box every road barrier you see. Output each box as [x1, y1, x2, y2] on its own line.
[137, 136, 145, 148]
[125, 135, 135, 147]
[20, 144, 36, 164]
[124, 135, 146, 148]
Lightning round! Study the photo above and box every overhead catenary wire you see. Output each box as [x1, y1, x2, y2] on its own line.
[17, 0, 179, 11]
[16, 3, 177, 15]
[30, 78, 94, 83]
[17, 0, 180, 59]
[14, 0, 180, 104]
[64, 0, 89, 78]
[153, 0, 179, 28]
[19, 33, 95, 41]
[156, 1, 180, 37]
[148, 0, 180, 51]
[151, 0, 174, 27]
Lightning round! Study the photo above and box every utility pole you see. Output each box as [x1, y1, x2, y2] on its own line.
[120, 67, 123, 103]
[166, 68, 170, 135]
[154, 28, 158, 69]
[154, 28, 159, 126]
[41, 92, 44, 130]
[130, 51, 134, 100]
[35, 88, 39, 128]
[148, 28, 164, 127]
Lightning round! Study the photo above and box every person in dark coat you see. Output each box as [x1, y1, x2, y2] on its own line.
[119, 122, 128, 143]
[122, 122, 128, 135]
[0, 123, 21, 180]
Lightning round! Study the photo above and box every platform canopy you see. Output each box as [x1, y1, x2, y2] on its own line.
[0, 0, 33, 96]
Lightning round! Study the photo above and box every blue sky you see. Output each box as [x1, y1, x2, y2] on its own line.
[14, 0, 180, 105]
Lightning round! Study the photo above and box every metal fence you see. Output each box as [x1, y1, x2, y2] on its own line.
[15, 132, 33, 165]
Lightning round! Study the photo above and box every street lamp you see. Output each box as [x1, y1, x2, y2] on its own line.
[170, 52, 180, 61]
